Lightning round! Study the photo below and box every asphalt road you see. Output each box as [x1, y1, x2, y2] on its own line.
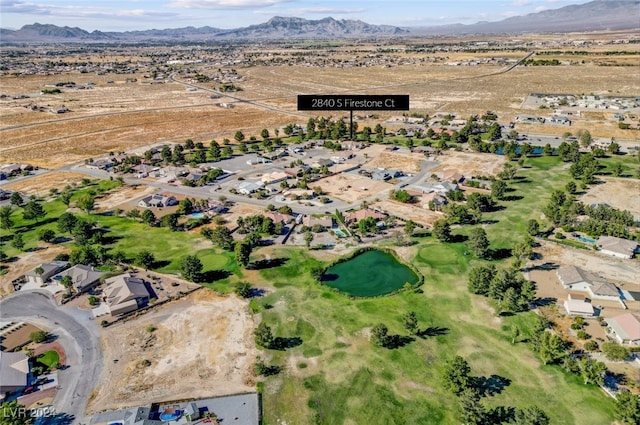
[0, 290, 102, 425]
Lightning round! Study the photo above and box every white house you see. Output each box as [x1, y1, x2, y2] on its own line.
[606, 313, 640, 346]
[597, 236, 638, 259]
[556, 266, 620, 301]
[563, 295, 595, 318]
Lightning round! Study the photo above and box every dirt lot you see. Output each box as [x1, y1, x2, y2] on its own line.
[365, 148, 425, 173]
[372, 199, 442, 227]
[2, 171, 89, 195]
[431, 150, 508, 177]
[0, 245, 69, 297]
[314, 173, 395, 203]
[579, 177, 640, 218]
[87, 289, 258, 413]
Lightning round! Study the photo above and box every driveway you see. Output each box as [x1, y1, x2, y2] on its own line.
[0, 290, 102, 425]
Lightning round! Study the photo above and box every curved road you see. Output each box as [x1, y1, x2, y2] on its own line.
[0, 290, 102, 424]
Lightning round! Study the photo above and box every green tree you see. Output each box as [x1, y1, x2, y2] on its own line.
[432, 219, 452, 242]
[511, 326, 521, 344]
[442, 355, 472, 396]
[607, 141, 621, 155]
[0, 206, 13, 230]
[612, 163, 624, 177]
[178, 198, 194, 215]
[513, 406, 550, 425]
[468, 228, 490, 258]
[10, 191, 23, 206]
[615, 390, 640, 425]
[458, 388, 488, 425]
[491, 180, 507, 200]
[161, 213, 180, 230]
[135, 250, 155, 270]
[512, 241, 533, 262]
[467, 264, 496, 296]
[234, 282, 252, 298]
[180, 255, 203, 282]
[601, 342, 629, 361]
[254, 322, 274, 348]
[22, 199, 46, 222]
[38, 228, 56, 243]
[206, 226, 234, 251]
[12, 233, 25, 251]
[370, 323, 389, 347]
[579, 358, 607, 385]
[402, 311, 418, 335]
[76, 194, 95, 214]
[235, 240, 252, 268]
[579, 130, 592, 147]
[538, 331, 566, 365]
[234, 130, 245, 143]
[304, 231, 314, 248]
[72, 220, 94, 246]
[404, 219, 417, 236]
[29, 330, 47, 343]
[141, 209, 156, 226]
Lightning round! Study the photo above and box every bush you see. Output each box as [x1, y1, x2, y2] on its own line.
[576, 330, 590, 340]
[584, 340, 599, 352]
[602, 342, 630, 361]
[29, 330, 47, 343]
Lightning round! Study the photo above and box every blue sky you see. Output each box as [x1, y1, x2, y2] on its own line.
[0, 0, 593, 31]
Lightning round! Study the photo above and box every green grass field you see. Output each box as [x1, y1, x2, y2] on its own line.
[37, 350, 60, 370]
[252, 155, 618, 425]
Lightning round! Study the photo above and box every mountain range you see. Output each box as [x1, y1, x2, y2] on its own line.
[0, 1, 638, 43]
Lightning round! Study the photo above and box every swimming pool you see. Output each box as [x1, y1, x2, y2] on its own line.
[189, 212, 205, 219]
[159, 409, 181, 421]
[578, 236, 596, 244]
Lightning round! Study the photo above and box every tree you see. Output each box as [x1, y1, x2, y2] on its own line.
[511, 326, 521, 344]
[538, 331, 566, 365]
[442, 355, 472, 395]
[72, 220, 94, 246]
[467, 264, 496, 296]
[458, 388, 488, 425]
[607, 141, 621, 155]
[161, 213, 180, 230]
[304, 231, 314, 248]
[61, 275, 73, 294]
[30, 330, 47, 343]
[370, 323, 389, 347]
[491, 180, 507, 200]
[235, 240, 252, 268]
[527, 219, 540, 237]
[402, 312, 418, 335]
[612, 163, 624, 177]
[579, 358, 607, 385]
[615, 390, 640, 425]
[12, 233, 25, 251]
[579, 129, 592, 147]
[601, 342, 629, 361]
[178, 198, 194, 215]
[513, 406, 550, 425]
[10, 191, 23, 206]
[468, 228, 490, 258]
[38, 228, 56, 243]
[180, 255, 203, 282]
[22, 199, 46, 222]
[234, 130, 245, 143]
[0, 206, 13, 230]
[512, 241, 533, 262]
[254, 322, 274, 348]
[141, 209, 156, 226]
[206, 226, 234, 251]
[76, 194, 95, 214]
[432, 219, 452, 242]
[135, 250, 155, 270]
[565, 180, 577, 194]
[404, 219, 417, 236]
[234, 282, 252, 298]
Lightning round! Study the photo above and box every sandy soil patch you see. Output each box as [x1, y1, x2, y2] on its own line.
[0, 245, 69, 297]
[579, 177, 640, 218]
[372, 199, 442, 227]
[314, 173, 395, 203]
[87, 289, 257, 413]
[431, 150, 507, 177]
[365, 151, 424, 173]
[2, 171, 88, 195]
[94, 184, 156, 211]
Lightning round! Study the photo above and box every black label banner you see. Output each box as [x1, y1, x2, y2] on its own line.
[297, 95, 409, 111]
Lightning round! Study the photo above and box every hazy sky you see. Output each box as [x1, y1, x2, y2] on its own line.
[0, 0, 594, 31]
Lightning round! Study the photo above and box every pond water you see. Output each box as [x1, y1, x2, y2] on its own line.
[322, 250, 420, 297]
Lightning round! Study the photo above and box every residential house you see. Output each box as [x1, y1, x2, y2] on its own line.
[422, 192, 449, 209]
[263, 212, 294, 224]
[0, 351, 29, 397]
[86, 158, 115, 170]
[25, 261, 69, 286]
[441, 171, 466, 184]
[52, 264, 104, 293]
[104, 273, 151, 316]
[597, 236, 639, 259]
[563, 295, 595, 318]
[311, 158, 334, 169]
[549, 115, 571, 126]
[303, 215, 334, 229]
[410, 181, 458, 195]
[138, 194, 177, 208]
[606, 313, 640, 346]
[345, 209, 385, 223]
[556, 266, 620, 301]
[0, 189, 11, 200]
[237, 181, 264, 195]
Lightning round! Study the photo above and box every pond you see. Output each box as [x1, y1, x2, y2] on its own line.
[322, 249, 420, 297]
